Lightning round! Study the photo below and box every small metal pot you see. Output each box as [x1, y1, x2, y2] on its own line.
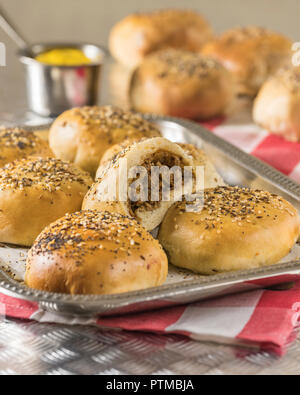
[19, 43, 106, 117]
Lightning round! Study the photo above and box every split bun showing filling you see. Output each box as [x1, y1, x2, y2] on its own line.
[83, 137, 195, 230]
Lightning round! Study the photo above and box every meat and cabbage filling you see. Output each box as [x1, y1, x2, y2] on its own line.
[129, 150, 187, 214]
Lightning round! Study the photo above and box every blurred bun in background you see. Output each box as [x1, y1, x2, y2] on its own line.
[253, 66, 300, 142]
[201, 26, 292, 97]
[130, 49, 235, 120]
[109, 9, 214, 69]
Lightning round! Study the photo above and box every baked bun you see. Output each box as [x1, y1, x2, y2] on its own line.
[83, 137, 195, 231]
[109, 9, 214, 69]
[96, 142, 226, 189]
[0, 127, 53, 167]
[0, 158, 93, 246]
[130, 49, 235, 119]
[202, 27, 292, 97]
[49, 106, 161, 176]
[253, 67, 300, 142]
[25, 210, 168, 295]
[178, 144, 225, 188]
[96, 140, 133, 179]
[158, 186, 300, 274]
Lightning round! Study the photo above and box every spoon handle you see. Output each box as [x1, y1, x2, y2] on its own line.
[0, 6, 28, 49]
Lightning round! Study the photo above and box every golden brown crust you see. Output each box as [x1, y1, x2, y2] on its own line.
[130, 49, 235, 119]
[109, 9, 214, 68]
[253, 67, 300, 141]
[96, 140, 134, 179]
[25, 210, 168, 295]
[202, 26, 292, 96]
[49, 105, 161, 176]
[158, 186, 300, 274]
[0, 127, 53, 167]
[0, 158, 93, 246]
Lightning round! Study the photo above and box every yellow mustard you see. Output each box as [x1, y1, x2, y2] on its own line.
[35, 48, 92, 66]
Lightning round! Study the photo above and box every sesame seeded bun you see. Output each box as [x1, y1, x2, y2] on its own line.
[130, 49, 235, 120]
[0, 158, 93, 246]
[83, 137, 194, 231]
[178, 144, 225, 189]
[96, 140, 133, 179]
[49, 105, 161, 177]
[109, 9, 214, 69]
[201, 27, 292, 97]
[96, 142, 226, 189]
[0, 127, 53, 167]
[25, 210, 168, 295]
[158, 186, 300, 275]
[253, 67, 300, 142]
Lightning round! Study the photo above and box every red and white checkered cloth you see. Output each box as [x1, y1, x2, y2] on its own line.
[202, 111, 300, 184]
[1, 113, 300, 356]
[1, 284, 300, 355]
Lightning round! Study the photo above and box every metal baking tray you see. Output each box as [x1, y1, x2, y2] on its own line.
[0, 115, 299, 317]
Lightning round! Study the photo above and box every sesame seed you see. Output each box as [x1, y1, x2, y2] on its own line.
[0, 157, 92, 192]
[30, 211, 162, 265]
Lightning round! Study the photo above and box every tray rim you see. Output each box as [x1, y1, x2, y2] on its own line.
[1, 259, 300, 306]
[0, 114, 300, 308]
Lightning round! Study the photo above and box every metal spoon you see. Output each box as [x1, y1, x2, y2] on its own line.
[0, 5, 32, 54]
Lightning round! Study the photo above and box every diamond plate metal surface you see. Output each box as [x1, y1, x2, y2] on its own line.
[0, 317, 299, 375]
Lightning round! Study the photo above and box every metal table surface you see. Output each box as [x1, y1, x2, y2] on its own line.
[1, 317, 300, 375]
[0, 42, 300, 375]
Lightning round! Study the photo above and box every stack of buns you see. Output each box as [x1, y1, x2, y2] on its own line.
[0, 127, 94, 246]
[0, 104, 297, 296]
[109, 9, 297, 141]
[201, 26, 292, 97]
[109, 9, 214, 69]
